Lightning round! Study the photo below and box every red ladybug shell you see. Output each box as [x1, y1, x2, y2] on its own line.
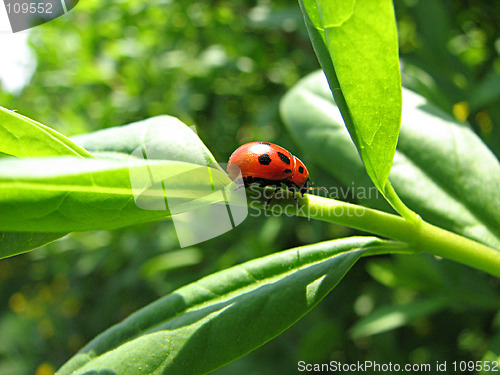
[227, 141, 309, 189]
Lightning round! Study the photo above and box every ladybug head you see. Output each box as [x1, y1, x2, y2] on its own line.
[291, 155, 328, 196]
[298, 178, 310, 195]
[290, 156, 310, 190]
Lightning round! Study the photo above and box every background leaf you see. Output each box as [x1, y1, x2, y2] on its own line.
[281, 71, 500, 249]
[350, 296, 450, 339]
[298, 0, 402, 192]
[57, 236, 388, 375]
[357, 252, 500, 341]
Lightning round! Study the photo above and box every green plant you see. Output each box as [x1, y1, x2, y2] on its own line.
[1, 0, 499, 374]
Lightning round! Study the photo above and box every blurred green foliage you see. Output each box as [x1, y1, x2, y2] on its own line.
[0, 0, 499, 374]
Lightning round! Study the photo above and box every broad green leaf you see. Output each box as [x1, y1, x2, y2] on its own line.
[0, 116, 239, 258]
[0, 157, 236, 233]
[57, 236, 390, 375]
[0, 106, 93, 158]
[281, 71, 500, 249]
[298, 0, 402, 193]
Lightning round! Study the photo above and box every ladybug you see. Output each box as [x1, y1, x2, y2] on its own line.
[227, 141, 326, 209]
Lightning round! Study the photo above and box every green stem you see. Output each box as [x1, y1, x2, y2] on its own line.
[262, 193, 500, 277]
[383, 181, 421, 225]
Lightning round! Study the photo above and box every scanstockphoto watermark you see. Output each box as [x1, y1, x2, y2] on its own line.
[318, 183, 380, 202]
[245, 182, 380, 205]
[298, 360, 433, 373]
[248, 197, 367, 220]
[246, 184, 377, 219]
[297, 360, 500, 373]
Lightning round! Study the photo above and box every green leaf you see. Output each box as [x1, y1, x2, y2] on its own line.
[57, 236, 387, 375]
[298, 0, 402, 192]
[0, 107, 94, 257]
[0, 232, 67, 259]
[0, 106, 93, 158]
[281, 71, 500, 249]
[0, 116, 239, 259]
[0, 157, 236, 233]
[71, 115, 217, 167]
[350, 296, 449, 339]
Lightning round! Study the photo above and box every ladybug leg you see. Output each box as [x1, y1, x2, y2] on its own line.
[233, 176, 256, 191]
[291, 187, 300, 208]
[284, 181, 300, 208]
[234, 184, 246, 191]
[265, 186, 281, 210]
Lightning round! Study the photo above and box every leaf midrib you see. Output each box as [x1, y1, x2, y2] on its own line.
[0, 181, 135, 196]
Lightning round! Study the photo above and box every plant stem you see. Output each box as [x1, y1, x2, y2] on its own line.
[383, 181, 421, 225]
[414, 220, 500, 277]
[264, 193, 500, 277]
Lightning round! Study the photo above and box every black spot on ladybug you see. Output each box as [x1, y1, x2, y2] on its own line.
[298, 166, 304, 174]
[277, 152, 291, 164]
[258, 154, 272, 165]
[284, 168, 292, 174]
[259, 142, 271, 145]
